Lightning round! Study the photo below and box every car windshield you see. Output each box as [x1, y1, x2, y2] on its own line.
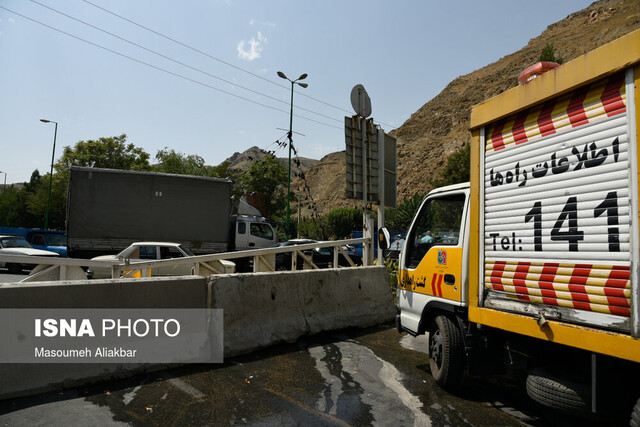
[178, 246, 194, 256]
[0, 237, 32, 248]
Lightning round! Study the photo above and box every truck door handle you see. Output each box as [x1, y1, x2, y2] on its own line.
[444, 274, 456, 285]
[249, 242, 255, 247]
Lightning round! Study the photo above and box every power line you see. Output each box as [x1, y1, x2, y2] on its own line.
[81, 0, 356, 116]
[0, 5, 342, 130]
[29, 0, 343, 125]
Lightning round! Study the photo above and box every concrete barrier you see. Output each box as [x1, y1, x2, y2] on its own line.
[210, 266, 396, 357]
[0, 267, 395, 399]
[0, 276, 208, 309]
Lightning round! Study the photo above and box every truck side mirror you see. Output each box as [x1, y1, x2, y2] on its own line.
[378, 227, 390, 251]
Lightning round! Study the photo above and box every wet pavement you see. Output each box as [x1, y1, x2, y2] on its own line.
[0, 322, 594, 426]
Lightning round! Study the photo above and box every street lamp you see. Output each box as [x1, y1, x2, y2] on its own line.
[277, 71, 308, 240]
[40, 118, 58, 230]
[0, 171, 6, 193]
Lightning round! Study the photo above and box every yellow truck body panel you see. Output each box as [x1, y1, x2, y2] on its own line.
[468, 29, 640, 363]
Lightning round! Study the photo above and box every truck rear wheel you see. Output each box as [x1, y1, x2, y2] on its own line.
[526, 367, 590, 413]
[631, 397, 640, 427]
[428, 314, 465, 390]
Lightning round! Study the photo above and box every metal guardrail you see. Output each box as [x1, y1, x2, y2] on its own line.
[0, 238, 371, 282]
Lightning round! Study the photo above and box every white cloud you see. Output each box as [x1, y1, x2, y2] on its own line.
[249, 18, 256, 26]
[237, 32, 268, 61]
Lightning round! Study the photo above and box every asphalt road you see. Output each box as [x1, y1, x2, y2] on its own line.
[0, 272, 606, 426]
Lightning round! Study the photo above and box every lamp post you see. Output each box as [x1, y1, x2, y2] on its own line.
[40, 119, 58, 230]
[0, 171, 6, 193]
[277, 71, 308, 240]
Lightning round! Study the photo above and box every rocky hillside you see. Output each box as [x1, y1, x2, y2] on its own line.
[225, 145, 317, 178]
[289, 0, 640, 216]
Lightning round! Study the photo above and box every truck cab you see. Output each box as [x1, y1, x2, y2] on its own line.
[27, 231, 67, 257]
[396, 183, 470, 335]
[232, 214, 278, 251]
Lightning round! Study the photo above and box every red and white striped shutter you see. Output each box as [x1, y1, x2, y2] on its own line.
[480, 71, 636, 330]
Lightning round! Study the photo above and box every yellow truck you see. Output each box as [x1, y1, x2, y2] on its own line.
[385, 29, 640, 420]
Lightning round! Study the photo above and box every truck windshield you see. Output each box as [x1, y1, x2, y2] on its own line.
[405, 193, 466, 269]
[45, 234, 67, 246]
[250, 223, 274, 240]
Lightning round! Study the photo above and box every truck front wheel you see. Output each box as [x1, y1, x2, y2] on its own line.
[429, 314, 465, 390]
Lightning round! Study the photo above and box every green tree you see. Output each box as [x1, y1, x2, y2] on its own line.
[540, 43, 564, 64]
[385, 192, 425, 231]
[241, 156, 288, 220]
[429, 141, 470, 188]
[325, 207, 362, 239]
[154, 148, 208, 176]
[0, 170, 46, 228]
[55, 134, 151, 174]
[208, 160, 242, 183]
[297, 216, 329, 240]
[24, 172, 67, 230]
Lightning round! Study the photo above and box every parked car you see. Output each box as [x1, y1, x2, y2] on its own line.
[312, 245, 361, 268]
[89, 242, 199, 279]
[275, 239, 360, 270]
[0, 234, 60, 274]
[274, 239, 317, 270]
[385, 238, 405, 260]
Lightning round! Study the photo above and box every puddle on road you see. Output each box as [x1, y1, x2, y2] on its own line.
[122, 385, 141, 406]
[398, 333, 429, 354]
[308, 339, 432, 426]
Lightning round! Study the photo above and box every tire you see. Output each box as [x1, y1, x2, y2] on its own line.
[631, 397, 640, 427]
[428, 314, 465, 391]
[7, 263, 22, 274]
[526, 367, 590, 413]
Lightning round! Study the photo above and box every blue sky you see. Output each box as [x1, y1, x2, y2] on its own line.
[0, 0, 594, 184]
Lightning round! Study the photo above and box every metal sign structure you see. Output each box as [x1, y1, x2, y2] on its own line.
[350, 84, 372, 118]
[345, 115, 397, 208]
[381, 131, 397, 209]
[345, 83, 398, 264]
[345, 115, 379, 204]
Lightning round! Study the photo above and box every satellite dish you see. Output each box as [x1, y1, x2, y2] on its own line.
[350, 84, 372, 118]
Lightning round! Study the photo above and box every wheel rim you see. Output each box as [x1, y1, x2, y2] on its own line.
[430, 328, 443, 368]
